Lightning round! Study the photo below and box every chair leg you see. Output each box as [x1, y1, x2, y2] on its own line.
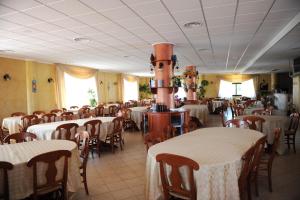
[111, 138, 115, 153]
[254, 172, 259, 197]
[97, 139, 100, 158]
[287, 135, 290, 150]
[268, 167, 273, 192]
[293, 135, 296, 153]
[83, 174, 89, 195]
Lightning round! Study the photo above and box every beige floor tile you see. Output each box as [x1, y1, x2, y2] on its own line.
[111, 188, 136, 200]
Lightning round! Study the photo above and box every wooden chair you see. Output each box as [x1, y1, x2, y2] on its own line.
[27, 150, 71, 200]
[50, 109, 63, 116]
[250, 135, 267, 197]
[32, 111, 46, 116]
[220, 111, 226, 127]
[285, 113, 299, 153]
[94, 106, 104, 117]
[144, 125, 175, 150]
[41, 113, 56, 123]
[20, 115, 39, 132]
[70, 106, 78, 109]
[3, 132, 37, 144]
[234, 106, 244, 116]
[251, 109, 270, 115]
[258, 128, 281, 193]
[61, 112, 74, 121]
[122, 108, 137, 131]
[11, 112, 26, 117]
[0, 127, 9, 144]
[239, 145, 255, 200]
[75, 132, 90, 195]
[55, 123, 79, 141]
[156, 153, 200, 200]
[84, 120, 101, 158]
[108, 105, 118, 117]
[79, 107, 91, 119]
[243, 116, 265, 132]
[105, 117, 124, 153]
[225, 119, 249, 128]
[0, 161, 13, 200]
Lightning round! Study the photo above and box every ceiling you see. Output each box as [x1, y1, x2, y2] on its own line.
[0, 0, 299, 76]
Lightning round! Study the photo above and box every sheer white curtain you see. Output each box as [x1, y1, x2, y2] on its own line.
[122, 75, 138, 102]
[241, 79, 256, 98]
[219, 80, 234, 98]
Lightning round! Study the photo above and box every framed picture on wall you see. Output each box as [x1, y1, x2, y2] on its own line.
[32, 80, 37, 93]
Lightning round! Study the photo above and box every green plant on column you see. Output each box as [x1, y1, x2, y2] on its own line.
[197, 80, 209, 98]
[139, 83, 152, 99]
[88, 89, 97, 107]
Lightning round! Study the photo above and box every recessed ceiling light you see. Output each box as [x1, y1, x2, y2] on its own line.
[184, 21, 202, 28]
[73, 37, 90, 43]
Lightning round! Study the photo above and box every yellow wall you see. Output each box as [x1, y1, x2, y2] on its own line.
[97, 71, 122, 103]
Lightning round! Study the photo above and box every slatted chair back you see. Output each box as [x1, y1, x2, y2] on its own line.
[61, 112, 74, 121]
[27, 150, 71, 200]
[55, 123, 79, 141]
[0, 161, 13, 200]
[239, 145, 255, 200]
[21, 115, 39, 132]
[252, 136, 267, 175]
[50, 109, 63, 116]
[287, 113, 300, 134]
[94, 106, 104, 117]
[108, 105, 118, 117]
[268, 128, 281, 168]
[84, 120, 101, 139]
[243, 116, 265, 132]
[225, 119, 249, 128]
[11, 112, 26, 117]
[41, 113, 56, 123]
[156, 153, 200, 200]
[4, 132, 37, 144]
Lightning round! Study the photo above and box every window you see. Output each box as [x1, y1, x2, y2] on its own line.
[64, 73, 98, 107]
[218, 79, 256, 98]
[123, 78, 138, 102]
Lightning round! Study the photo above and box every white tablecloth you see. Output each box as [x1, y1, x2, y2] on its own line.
[244, 104, 264, 115]
[130, 107, 148, 129]
[146, 127, 263, 200]
[0, 140, 81, 200]
[27, 117, 115, 141]
[212, 100, 223, 111]
[2, 116, 22, 134]
[236, 115, 289, 155]
[182, 105, 209, 125]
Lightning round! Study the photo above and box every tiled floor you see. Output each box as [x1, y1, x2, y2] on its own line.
[71, 114, 300, 200]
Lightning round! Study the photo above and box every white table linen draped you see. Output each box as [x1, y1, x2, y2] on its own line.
[2, 116, 22, 134]
[145, 127, 263, 200]
[130, 107, 148, 129]
[27, 117, 115, 141]
[0, 140, 81, 200]
[181, 105, 209, 125]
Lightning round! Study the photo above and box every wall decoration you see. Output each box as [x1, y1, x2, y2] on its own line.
[32, 80, 37, 93]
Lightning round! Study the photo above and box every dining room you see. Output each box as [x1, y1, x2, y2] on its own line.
[1, 0, 300, 200]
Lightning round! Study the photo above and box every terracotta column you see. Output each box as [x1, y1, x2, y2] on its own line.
[152, 42, 175, 109]
[184, 65, 197, 100]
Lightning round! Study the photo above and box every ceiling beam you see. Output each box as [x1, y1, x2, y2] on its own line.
[240, 12, 300, 72]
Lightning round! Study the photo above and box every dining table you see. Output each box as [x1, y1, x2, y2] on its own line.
[130, 106, 148, 129]
[0, 140, 81, 200]
[181, 104, 209, 125]
[236, 114, 289, 155]
[2, 116, 22, 134]
[146, 127, 263, 200]
[27, 117, 115, 141]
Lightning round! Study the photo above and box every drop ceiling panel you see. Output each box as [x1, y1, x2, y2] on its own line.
[0, 12, 42, 26]
[0, 0, 40, 11]
[24, 5, 66, 21]
[47, 0, 93, 16]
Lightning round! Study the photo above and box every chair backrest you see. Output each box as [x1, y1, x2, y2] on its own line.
[11, 112, 26, 117]
[112, 117, 123, 134]
[156, 153, 200, 200]
[234, 106, 244, 116]
[3, 132, 37, 144]
[242, 116, 265, 132]
[70, 106, 78, 109]
[108, 105, 118, 116]
[0, 127, 6, 144]
[50, 109, 63, 116]
[41, 113, 56, 123]
[21, 115, 39, 132]
[225, 119, 249, 128]
[75, 132, 90, 171]
[27, 150, 71, 199]
[287, 113, 300, 134]
[239, 145, 255, 199]
[0, 161, 13, 200]
[268, 128, 281, 168]
[55, 123, 79, 141]
[61, 112, 74, 121]
[252, 136, 267, 174]
[94, 106, 104, 117]
[122, 108, 132, 120]
[84, 120, 102, 138]
[32, 111, 46, 116]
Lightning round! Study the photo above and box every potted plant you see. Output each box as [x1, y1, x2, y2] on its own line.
[87, 89, 97, 107]
[139, 83, 152, 99]
[198, 80, 209, 98]
[172, 76, 182, 87]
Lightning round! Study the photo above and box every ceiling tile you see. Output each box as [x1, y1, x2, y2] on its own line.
[48, 0, 93, 16]
[73, 12, 109, 25]
[130, 1, 166, 17]
[52, 17, 85, 28]
[0, 0, 41, 11]
[101, 6, 136, 21]
[0, 12, 42, 26]
[115, 17, 147, 29]
[79, 0, 124, 11]
[204, 4, 236, 19]
[143, 14, 174, 26]
[162, 0, 200, 12]
[24, 5, 66, 21]
[0, 5, 17, 16]
[27, 22, 63, 32]
[0, 19, 23, 30]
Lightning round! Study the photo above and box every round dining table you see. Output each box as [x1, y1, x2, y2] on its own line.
[130, 106, 148, 129]
[0, 140, 81, 200]
[236, 114, 289, 155]
[181, 104, 209, 125]
[146, 127, 263, 200]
